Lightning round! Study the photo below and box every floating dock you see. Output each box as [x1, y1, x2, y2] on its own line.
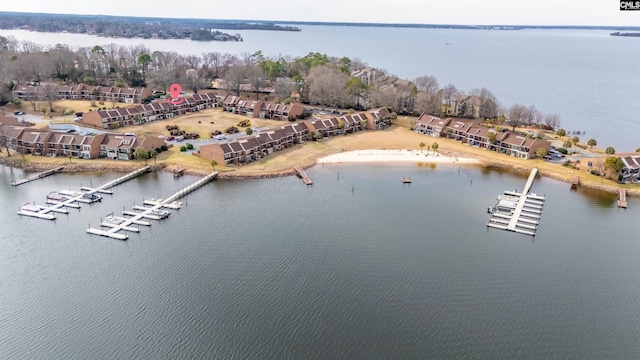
[487, 168, 545, 236]
[294, 167, 313, 185]
[618, 189, 627, 208]
[401, 177, 412, 184]
[87, 171, 218, 240]
[11, 166, 65, 186]
[18, 166, 151, 221]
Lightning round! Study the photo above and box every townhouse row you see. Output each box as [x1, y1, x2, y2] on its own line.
[579, 154, 640, 183]
[415, 114, 550, 159]
[0, 125, 164, 161]
[81, 92, 220, 129]
[12, 83, 153, 104]
[221, 95, 307, 121]
[196, 108, 392, 166]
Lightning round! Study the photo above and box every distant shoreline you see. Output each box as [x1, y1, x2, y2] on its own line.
[0, 11, 638, 32]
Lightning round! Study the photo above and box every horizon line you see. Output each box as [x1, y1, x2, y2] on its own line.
[0, 11, 638, 29]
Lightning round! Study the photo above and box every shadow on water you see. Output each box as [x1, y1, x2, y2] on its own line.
[572, 186, 618, 207]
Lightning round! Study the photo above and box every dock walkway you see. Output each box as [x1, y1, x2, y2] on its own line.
[618, 189, 627, 208]
[11, 166, 64, 186]
[294, 167, 313, 185]
[87, 171, 218, 240]
[487, 168, 546, 236]
[18, 166, 151, 221]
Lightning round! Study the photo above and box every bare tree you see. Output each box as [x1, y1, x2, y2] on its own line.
[0, 124, 11, 157]
[414, 75, 439, 94]
[247, 65, 265, 99]
[544, 114, 561, 130]
[224, 65, 247, 96]
[368, 85, 397, 110]
[219, 53, 239, 79]
[525, 105, 538, 125]
[506, 103, 528, 130]
[41, 83, 58, 113]
[274, 78, 295, 100]
[470, 87, 499, 119]
[306, 65, 348, 108]
[184, 74, 205, 94]
[201, 52, 221, 78]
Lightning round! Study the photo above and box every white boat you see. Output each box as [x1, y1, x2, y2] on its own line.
[59, 190, 84, 197]
[82, 192, 102, 202]
[20, 204, 43, 213]
[150, 208, 170, 219]
[59, 189, 102, 203]
[46, 191, 71, 202]
[104, 215, 126, 225]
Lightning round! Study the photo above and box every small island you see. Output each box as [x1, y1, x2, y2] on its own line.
[610, 32, 640, 37]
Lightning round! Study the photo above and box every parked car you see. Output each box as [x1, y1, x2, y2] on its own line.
[166, 136, 175, 141]
[543, 155, 553, 160]
[13, 111, 25, 115]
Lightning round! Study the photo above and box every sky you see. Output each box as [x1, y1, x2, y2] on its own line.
[0, 0, 638, 26]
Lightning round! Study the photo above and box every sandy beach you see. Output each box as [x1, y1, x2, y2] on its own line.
[317, 149, 482, 164]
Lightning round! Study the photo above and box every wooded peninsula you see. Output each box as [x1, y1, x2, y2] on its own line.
[0, 12, 302, 42]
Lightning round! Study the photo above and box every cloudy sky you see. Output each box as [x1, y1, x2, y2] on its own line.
[1, 0, 638, 26]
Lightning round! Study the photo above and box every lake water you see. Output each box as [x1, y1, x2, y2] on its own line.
[1, 26, 639, 151]
[1, 163, 639, 359]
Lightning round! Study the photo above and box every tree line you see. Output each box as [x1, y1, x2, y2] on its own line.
[0, 35, 561, 130]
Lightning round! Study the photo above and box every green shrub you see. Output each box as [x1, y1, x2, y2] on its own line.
[556, 148, 568, 154]
[155, 147, 162, 154]
[590, 170, 600, 176]
[180, 146, 187, 152]
[161, 145, 168, 151]
[186, 143, 194, 150]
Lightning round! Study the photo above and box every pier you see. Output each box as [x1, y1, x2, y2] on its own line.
[172, 167, 185, 177]
[618, 189, 627, 208]
[487, 168, 546, 236]
[18, 166, 151, 221]
[83, 166, 151, 193]
[87, 171, 218, 240]
[294, 167, 313, 185]
[11, 166, 65, 186]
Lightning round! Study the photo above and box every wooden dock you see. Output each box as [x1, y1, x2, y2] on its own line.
[293, 167, 313, 185]
[618, 188, 627, 208]
[11, 166, 64, 186]
[571, 177, 579, 190]
[173, 167, 186, 177]
[87, 171, 218, 240]
[487, 168, 545, 236]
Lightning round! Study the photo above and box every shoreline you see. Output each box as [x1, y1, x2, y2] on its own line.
[1, 149, 637, 197]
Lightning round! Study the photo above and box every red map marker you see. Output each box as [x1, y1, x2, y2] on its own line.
[167, 83, 184, 105]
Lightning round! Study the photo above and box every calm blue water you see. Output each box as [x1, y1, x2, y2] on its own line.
[1, 26, 639, 151]
[1, 163, 639, 359]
